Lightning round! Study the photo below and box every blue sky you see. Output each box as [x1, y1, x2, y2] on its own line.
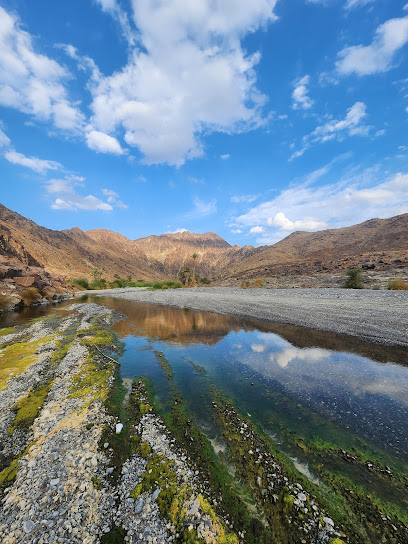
[0, 0, 408, 245]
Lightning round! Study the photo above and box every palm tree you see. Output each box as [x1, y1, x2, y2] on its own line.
[178, 266, 193, 286]
[191, 253, 198, 286]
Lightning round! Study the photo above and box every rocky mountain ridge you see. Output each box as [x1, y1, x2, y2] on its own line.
[1, 203, 407, 295]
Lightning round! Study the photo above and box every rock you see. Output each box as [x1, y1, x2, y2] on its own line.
[324, 517, 334, 527]
[134, 498, 144, 514]
[298, 493, 307, 502]
[116, 423, 123, 434]
[23, 520, 36, 533]
[14, 276, 35, 287]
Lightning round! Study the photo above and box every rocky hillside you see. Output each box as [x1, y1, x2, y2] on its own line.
[132, 230, 241, 277]
[221, 214, 408, 282]
[0, 204, 163, 283]
[1, 203, 407, 293]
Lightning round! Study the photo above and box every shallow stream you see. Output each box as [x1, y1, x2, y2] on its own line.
[2, 294, 408, 527]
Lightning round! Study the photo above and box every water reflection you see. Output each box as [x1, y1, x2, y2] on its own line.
[80, 296, 408, 460]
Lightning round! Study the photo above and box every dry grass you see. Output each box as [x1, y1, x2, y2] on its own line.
[0, 293, 11, 310]
[388, 279, 408, 290]
[240, 279, 264, 288]
[21, 287, 41, 305]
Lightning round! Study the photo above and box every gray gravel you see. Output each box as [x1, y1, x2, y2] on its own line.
[86, 287, 408, 347]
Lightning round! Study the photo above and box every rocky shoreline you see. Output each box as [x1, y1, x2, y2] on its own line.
[1, 302, 407, 543]
[0, 304, 241, 543]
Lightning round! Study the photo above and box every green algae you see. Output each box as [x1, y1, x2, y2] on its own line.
[8, 381, 52, 434]
[0, 335, 53, 391]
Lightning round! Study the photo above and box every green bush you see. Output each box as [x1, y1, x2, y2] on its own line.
[344, 269, 364, 289]
[199, 277, 211, 285]
[90, 279, 107, 290]
[70, 277, 90, 290]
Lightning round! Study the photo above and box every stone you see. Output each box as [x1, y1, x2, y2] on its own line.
[116, 423, 123, 434]
[23, 520, 36, 533]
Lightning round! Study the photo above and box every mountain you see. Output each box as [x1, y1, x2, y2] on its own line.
[0, 204, 161, 282]
[1, 203, 407, 290]
[222, 214, 408, 281]
[131, 231, 237, 277]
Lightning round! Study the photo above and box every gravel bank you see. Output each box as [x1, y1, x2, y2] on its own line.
[87, 287, 408, 347]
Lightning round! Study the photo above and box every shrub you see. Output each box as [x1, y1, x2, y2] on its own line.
[0, 293, 11, 310]
[344, 269, 364, 289]
[199, 277, 211, 285]
[90, 279, 107, 290]
[21, 287, 41, 305]
[388, 279, 408, 290]
[70, 277, 90, 290]
[240, 279, 264, 288]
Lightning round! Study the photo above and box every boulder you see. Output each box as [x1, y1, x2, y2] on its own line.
[14, 276, 35, 287]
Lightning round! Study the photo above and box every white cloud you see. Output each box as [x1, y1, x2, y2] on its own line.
[102, 187, 128, 208]
[344, 0, 375, 9]
[249, 225, 266, 233]
[292, 75, 313, 110]
[236, 170, 408, 244]
[168, 228, 188, 234]
[231, 194, 257, 203]
[86, 130, 124, 154]
[231, 228, 242, 234]
[306, 0, 375, 8]
[251, 344, 266, 352]
[290, 102, 370, 160]
[0, 7, 84, 132]
[336, 15, 408, 76]
[45, 176, 113, 211]
[4, 150, 62, 173]
[187, 196, 217, 218]
[271, 347, 328, 369]
[220, 153, 230, 160]
[88, 0, 277, 165]
[0, 127, 10, 147]
[94, 0, 137, 46]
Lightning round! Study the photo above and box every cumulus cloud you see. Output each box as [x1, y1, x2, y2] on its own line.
[101, 188, 128, 208]
[94, 0, 137, 46]
[220, 153, 230, 160]
[271, 347, 329, 369]
[336, 15, 408, 76]
[292, 75, 313, 110]
[88, 0, 277, 165]
[45, 176, 113, 211]
[4, 150, 62, 173]
[168, 228, 188, 234]
[86, 130, 124, 154]
[231, 228, 242, 234]
[0, 7, 84, 132]
[249, 225, 266, 233]
[236, 169, 408, 244]
[290, 102, 370, 160]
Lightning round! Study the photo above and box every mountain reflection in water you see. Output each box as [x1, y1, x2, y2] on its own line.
[83, 296, 408, 461]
